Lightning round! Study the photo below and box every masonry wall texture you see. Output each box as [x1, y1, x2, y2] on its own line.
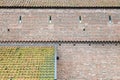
[57, 44, 120, 80]
[0, 9, 120, 41]
[0, 9, 120, 80]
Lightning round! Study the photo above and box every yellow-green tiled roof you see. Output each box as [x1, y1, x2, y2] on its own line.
[0, 46, 55, 80]
[0, 0, 120, 7]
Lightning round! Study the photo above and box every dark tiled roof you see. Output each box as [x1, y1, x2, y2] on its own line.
[0, 0, 120, 7]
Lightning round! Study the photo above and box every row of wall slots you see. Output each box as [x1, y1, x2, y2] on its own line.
[17, 15, 112, 23]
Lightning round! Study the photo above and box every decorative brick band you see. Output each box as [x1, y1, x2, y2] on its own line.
[0, 40, 120, 44]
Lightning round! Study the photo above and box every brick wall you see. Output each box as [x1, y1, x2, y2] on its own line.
[0, 9, 120, 80]
[0, 9, 120, 41]
[57, 44, 120, 80]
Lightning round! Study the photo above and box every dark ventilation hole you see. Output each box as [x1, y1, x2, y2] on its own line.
[49, 16, 52, 23]
[109, 15, 112, 23]
[79, 16, 81, 23]
[19, 16, 22, 20]
[89, 43, 91, 46]
[83, 28, 85, 31]
[19, 16, 22, 23]
[57, 56, 59, 60]
[49, 16, 52, 20]
[73, 43, 76, 46]
[59, 44, 61, 46]
[115, 44, 117, 46]
[7, 29, 10, 32]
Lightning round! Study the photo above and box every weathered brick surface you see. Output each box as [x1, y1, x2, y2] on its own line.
[0, 9, 120, 41]
[57, 44, 120, 80]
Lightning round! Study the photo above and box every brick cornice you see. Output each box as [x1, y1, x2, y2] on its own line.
[0, 40, 120, 44]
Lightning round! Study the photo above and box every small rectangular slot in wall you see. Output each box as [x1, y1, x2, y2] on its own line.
[19, 16, 22, 23]
[109, 15, 112, 23]
[49, 16, 52, 23]
[79, 16, 81, 23]
[7, 29, 10, 32]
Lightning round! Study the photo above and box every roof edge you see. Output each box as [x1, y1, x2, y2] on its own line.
[0, 6, 120, 9]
